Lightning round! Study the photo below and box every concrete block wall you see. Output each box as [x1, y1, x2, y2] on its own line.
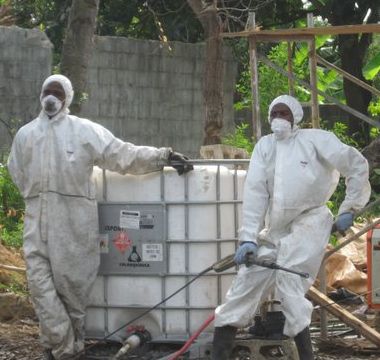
[0, 26, 52, 156]
[81, 37, 237, 157]
[0, 27, 237, 159]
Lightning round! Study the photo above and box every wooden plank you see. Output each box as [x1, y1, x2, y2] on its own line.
[221, 23, 380, 38]
[308, 14, 320, 128]
[250, 34, 313, 42]
[287, 42, 294, 96]
[324, 218, 380, 259]
[0, 263, 26, 273]
[258, 54, 380, 128]
[317, 55, 380, 98]
[307, 286, 380, 347]
[249, 37, 261, 140]
[247, 13, 261, 140]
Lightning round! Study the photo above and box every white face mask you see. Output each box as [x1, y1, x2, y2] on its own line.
[271, 118, 292, 140]
[41, 95, 63, 117]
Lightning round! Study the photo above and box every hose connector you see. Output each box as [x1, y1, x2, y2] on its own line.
[113, 327, 151, 359]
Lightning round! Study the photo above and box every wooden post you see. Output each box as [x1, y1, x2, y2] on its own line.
[318, 266, 328, 339]
[307, 13, 320, 128]
[287, 42, 295, 96]
[308, 286, 380, 347]
[247, 12, 261, 140]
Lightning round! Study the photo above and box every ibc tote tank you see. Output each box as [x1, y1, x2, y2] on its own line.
[86, 161, 247, 341]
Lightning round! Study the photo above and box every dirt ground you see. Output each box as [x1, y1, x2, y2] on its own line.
[1, 243, 380, 359]
[0, 316, 380, 359]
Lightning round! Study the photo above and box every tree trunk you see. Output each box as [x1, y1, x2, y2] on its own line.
[311, 0, 379, 145]
[362, 136, 380, 170]
[187, 0, 224, 145]
[60, 0, 100, 115]
[339, 33, 372, 142]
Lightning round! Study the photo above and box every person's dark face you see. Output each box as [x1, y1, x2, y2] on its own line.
[42, 81, 66, 102]
[270, 103, 294, 125]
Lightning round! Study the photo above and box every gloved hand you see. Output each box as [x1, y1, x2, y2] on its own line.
[168, 151, 194, 175]
[335, 212, 354, 232]
[234, 241, 258, 266]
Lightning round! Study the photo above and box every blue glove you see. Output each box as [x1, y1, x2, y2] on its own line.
[234, 242, 258, 265]
[335, 212, 354, 232]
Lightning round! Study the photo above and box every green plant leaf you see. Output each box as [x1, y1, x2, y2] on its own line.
[363, 51, 380, 80]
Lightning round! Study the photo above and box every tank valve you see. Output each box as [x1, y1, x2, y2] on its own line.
[113, 326, 151, 359]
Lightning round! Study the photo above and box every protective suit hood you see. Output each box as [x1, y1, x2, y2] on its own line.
[40, 74, 74, 116]
[268, 95, 304, 124]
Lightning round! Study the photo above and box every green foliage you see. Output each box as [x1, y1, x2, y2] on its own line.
[222, 123, 255, 154]
[0, 221, 23, 248]
[234, 41, 312, 122]
[0, 164, 24, 249]
[363, 50, 380, 80]
[330, 122, 359, 148]
[0, 270, 27, 294]
[369, 126, 380, 140]
[322, 120, 380, 221]
[321, 121, 359, 216]
[233, 36, 347, 130]
[329, 233, 339, 247]
[0, 280, 27, 295]
[11, 0, 70, 64]
[368, 100, 380, 117]
[98, 1, 202, 43]
[326, 178, 346, 216]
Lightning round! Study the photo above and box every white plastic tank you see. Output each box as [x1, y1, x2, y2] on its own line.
[86, 162, 247, 340]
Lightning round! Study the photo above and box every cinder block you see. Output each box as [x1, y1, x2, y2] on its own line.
[82, 100, 100, 118]
[125, 54, 140, 71]
[121, 38, 139, 54]
[95, 36, 113, 52]
[98, 69, 117, 85]
[86, 68, 99, 84]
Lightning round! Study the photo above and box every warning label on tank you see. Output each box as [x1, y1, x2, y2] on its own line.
[142, 243, 163, 261]
[98, 203, 165, 274]
[99, 234, 109, 254]
[140, 214, 154, 229]
[120, 210, 140, 229]
[113, 231, 132, 254]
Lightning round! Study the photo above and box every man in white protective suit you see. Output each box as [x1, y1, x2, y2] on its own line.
[8, 74, 193, 360]
[211, 95, 371, 360]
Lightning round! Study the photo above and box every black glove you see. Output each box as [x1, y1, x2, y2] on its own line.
[168, 151, 194, 175]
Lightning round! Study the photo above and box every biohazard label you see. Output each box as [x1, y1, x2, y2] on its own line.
[99, 234, 109, 254]
[113, 231, 132, 254]
[142, 243, 163, 261]
[120, 210, 140, 229]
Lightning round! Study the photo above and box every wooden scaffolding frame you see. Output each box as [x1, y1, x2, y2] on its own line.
[221, 21, 380, 140]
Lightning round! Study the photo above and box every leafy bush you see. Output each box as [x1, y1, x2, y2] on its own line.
[0, 164, 24, 248]
[222, 123, 255, 154]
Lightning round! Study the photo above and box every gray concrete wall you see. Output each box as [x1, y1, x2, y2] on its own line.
[0, 26, 52, 157]
[81, 36, 237, 157]
[0, 27, 237, 159]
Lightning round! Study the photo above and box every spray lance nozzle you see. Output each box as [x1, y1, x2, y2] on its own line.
[211, 254, 236, 273]
[113, 326, 151, 359]
[211, 253, 309, 278]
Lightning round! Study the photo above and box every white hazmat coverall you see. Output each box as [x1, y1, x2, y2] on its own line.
[8, 75, 171, 359]
[214, 95, 371, 337]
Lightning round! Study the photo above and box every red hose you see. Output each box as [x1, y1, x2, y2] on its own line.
[168, 313, 215, 360]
